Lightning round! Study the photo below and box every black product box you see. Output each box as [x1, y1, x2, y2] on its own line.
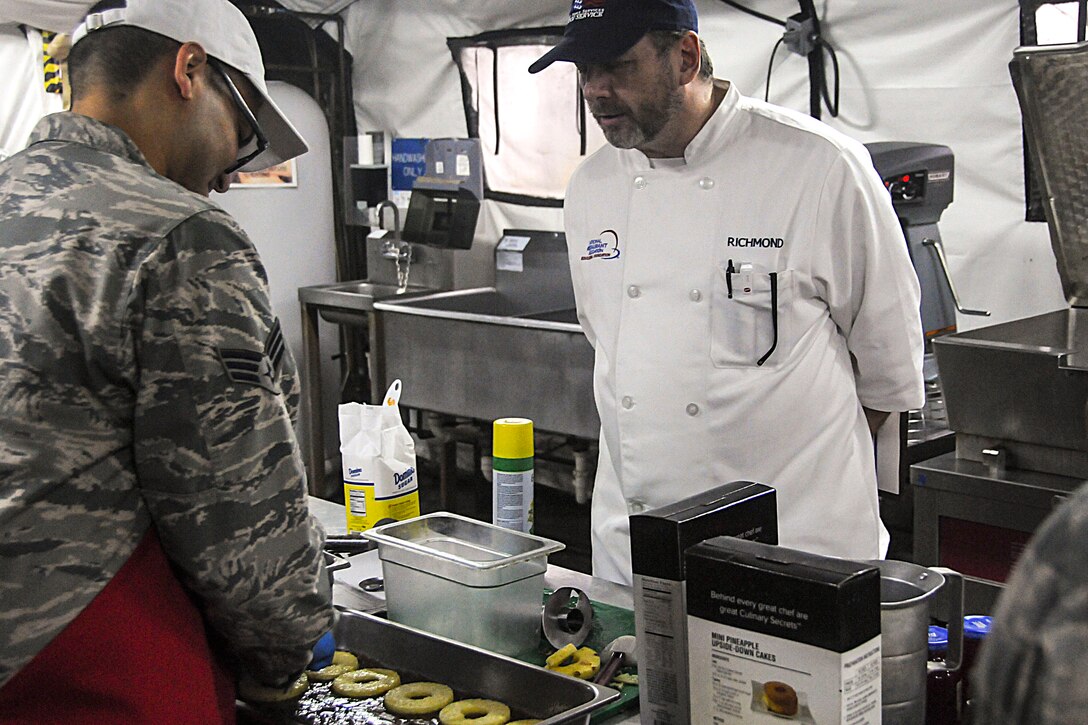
[685, 537, 882, 724]
[629, 481, 777, 725]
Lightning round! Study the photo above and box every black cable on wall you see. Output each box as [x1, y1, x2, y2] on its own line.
[717, 0, 840, 119]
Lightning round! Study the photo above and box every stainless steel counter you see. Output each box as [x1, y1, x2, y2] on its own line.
[372, 288, 598, 441]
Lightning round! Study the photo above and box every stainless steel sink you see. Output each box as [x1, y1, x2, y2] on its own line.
[375, 288, 583, 331]
[298, 280, 433, 322]
[373, 283, 599, 439]
[521, 308, 580, 324]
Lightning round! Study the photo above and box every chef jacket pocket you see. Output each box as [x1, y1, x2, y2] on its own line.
[711, 263, 795, 368]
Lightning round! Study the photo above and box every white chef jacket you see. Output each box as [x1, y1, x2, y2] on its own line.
[565, 81, 925, 585]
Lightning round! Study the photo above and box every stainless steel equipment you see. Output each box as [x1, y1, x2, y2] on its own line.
[912, 41, 1088, 612]
[240, 607, 619, 724]
[402, 139, 483, 250]
[372, 229, 599, 440]
[362, 512, 565, 657]
[299, 207, 465, 494]
[865, 142, 984, 557]
[867, 559, 964, 725]
[865, 142, 988, 451]
[866, 143, 989, 342]
[298, 140, 492, 493]
[542, 586, 595, 649]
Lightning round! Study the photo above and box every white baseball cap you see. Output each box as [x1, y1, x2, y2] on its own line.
[72, 0, 307, 171]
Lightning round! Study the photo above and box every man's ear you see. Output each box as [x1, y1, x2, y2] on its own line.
[678, 31, 700, 85]
[172, 42, 209, 100]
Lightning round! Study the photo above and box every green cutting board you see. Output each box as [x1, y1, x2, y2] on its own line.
[514, 591, 639, 722]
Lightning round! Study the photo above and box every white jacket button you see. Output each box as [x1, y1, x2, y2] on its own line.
[627, 285, 641, 298]
[622, 396, 634, 409]
[634, 176, 647, 189]
[686, 403, 700, 416]
[689, 289, 702, 302]
[628, 499, 646, 513]
[699, 176, 715, 190]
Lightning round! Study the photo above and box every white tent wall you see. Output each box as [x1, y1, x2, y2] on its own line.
[0, 24, 63, 160]
[338, 0, 1066, 329]
[0, 1, 87, 32]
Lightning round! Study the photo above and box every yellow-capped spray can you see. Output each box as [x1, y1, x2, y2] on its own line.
[492, 417, 534, 533]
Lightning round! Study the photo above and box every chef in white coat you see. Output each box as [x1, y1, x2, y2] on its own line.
[530, 0, 925, 585]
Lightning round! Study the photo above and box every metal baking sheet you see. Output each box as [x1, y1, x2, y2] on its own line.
[239, 608, 619, 725]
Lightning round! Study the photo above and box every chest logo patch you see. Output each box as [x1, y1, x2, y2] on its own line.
[581, 229, 621, 261]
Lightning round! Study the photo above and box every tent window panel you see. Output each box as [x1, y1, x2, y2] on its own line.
[1035, 2, 1088, 42]
[451, 31, 606, 205]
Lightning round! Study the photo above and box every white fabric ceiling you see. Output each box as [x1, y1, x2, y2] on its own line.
[0, 0, 354, 32]
[278, 0, 354, 14]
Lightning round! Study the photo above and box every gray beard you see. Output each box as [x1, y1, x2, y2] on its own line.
[595, 84, 683, 150]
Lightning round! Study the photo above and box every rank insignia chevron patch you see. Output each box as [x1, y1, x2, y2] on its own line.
[217, 319, 286, 394]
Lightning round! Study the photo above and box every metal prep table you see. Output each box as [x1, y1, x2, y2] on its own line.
[298, 280, 434, 496]
[308, 498, 638, 724]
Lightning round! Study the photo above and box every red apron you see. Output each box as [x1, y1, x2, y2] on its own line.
[0, 528, 236, 724]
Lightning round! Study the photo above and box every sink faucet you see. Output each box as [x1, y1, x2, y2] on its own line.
[375, 200, 402, 259]
[375, 200, 412, 291]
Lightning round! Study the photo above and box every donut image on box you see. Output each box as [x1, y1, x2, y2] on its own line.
[764, 681, 798, 716]
[749, 681, 816, 723]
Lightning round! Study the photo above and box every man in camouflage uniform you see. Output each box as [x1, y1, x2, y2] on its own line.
[0, 0, 334, 720]
[969, 480, 1088, 724]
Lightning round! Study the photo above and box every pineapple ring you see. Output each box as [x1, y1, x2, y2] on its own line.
[438, 698, 511, 725]
[307, 651, 360, 681]
[544, 644, 601, 680]
[331, 651, 360, 668]
[331, 667, 401, 698]
[306, 663, 356, 682]
[384, 681, 455, 716]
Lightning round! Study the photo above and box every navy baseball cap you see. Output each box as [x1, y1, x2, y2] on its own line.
[529, 0, 699, 74]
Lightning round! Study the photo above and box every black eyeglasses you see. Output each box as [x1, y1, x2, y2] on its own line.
[211, 61, 268, 175]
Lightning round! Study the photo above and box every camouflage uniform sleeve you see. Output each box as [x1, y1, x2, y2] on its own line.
[127, 208, 334, 686]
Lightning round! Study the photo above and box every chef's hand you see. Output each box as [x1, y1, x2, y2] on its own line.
[310, 631, 335, 670]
